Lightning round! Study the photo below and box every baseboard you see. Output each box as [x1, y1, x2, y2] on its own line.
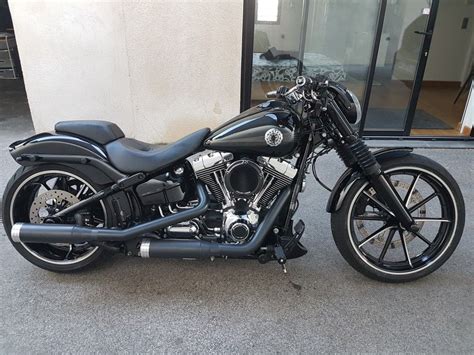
[422, 81, 461, 88]
[400, 80, 461, 88]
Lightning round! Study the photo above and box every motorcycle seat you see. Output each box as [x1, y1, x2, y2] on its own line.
[105, 128, 210, 173]
[55, 120, 125, 145]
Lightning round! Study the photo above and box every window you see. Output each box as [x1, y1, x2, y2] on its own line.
[256, 0, 280, 24]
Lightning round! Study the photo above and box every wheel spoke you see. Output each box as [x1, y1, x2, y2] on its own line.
[363, 191, 395, 217]
[412, 230, 432, 246]
[399, 229, 413, 268]
[409, 192, 438, 213]
[41, 181, 51, 190]
[378, 228, 396, 264]
[353, 214, 387, 222]
[404, 173, 421, 207]
[358, 225, 394, 249]
[413, 217, 452, 223]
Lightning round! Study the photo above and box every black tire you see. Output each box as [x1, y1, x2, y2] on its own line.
[331, 154, 465, 283]
[2, 164, 113, 272]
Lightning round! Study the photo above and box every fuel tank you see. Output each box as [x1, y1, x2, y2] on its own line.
[204, 100, 300, 157]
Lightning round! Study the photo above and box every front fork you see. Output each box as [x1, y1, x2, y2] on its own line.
[345, 139, 417, 231]
[327, 101, 418, 232]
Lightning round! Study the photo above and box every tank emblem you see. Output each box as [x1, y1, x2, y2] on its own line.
[264, 128, 283, 147]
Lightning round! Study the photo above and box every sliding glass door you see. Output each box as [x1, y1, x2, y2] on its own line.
[363, 0, 439, 135]
[244, 0, 442, 137]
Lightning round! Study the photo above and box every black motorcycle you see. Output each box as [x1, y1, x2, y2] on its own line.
[2, 76, 465, 282]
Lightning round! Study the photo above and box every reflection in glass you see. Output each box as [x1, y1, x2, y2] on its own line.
[304, 0, 380, 104]
[250, 0, 380, 108]
[365, 0, 430, 132]
[251, 0, 304, 106]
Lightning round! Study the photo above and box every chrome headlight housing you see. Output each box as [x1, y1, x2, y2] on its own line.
[327, 82, 362, 125]
[346, 89, 362, 126]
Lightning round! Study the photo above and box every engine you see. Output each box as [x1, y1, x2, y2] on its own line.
[187, 151, 297, 243]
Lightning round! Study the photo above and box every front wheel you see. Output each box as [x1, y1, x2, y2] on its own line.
[331, 154, 465, 283]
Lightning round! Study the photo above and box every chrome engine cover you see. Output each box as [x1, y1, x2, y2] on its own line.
[187, 150, 297, 242]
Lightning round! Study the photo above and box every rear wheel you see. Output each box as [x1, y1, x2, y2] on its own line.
[331, 154, 465, 283]
[2, 165, 112, 272]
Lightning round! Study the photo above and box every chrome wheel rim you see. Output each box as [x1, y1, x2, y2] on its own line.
[10, 170, 107, 265]
[347, 166, 458, 276]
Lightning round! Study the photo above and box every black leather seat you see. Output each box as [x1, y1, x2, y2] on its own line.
[55, 120, 125, 145]
[105, 128, 210, 173]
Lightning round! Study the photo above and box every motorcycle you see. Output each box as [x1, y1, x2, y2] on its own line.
[2, 76, 465, 282]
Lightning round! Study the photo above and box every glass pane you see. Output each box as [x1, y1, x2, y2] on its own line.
[251, 0, 304, 106]
[364, 0, 430, 132]
[411, 0, 473, 137]
[304, 0, 381, 105]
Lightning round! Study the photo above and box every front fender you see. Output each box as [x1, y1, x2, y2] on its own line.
[9, 132, 124, 185]
[326, 148, 413, 213]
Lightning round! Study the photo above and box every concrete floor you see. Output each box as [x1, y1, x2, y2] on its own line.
[0, 116, 472, 353]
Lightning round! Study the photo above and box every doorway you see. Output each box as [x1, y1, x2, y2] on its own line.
[412, 0, 474, 136]
[0, 0, 34, 137]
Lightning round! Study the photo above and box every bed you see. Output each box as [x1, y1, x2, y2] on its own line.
[252, 52, 346, 83]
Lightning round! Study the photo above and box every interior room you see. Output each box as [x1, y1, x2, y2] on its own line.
[250, 0, 474, 138]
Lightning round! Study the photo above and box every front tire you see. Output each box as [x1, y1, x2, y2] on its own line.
[331, 154, 465, 283]
[2, 164, 112, 272]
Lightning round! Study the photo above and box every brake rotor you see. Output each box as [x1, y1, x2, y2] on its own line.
[29, 189, 80, 224]
[356, 180, 426, 249]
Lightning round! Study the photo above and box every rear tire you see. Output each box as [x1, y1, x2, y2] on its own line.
[2, 164, 112, 272]
[331, 154, 465, 283]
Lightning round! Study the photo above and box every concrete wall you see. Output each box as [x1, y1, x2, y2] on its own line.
[9, 0, 243, 143]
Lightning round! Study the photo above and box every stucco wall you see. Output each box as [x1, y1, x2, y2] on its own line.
[9, 0, 243, 143]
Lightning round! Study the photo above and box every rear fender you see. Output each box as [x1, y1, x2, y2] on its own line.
[9, 132, 124, 185]
[326, 148, 413, 213]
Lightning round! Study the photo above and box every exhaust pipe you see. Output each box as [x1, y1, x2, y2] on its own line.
[140, 187, 291, 259]
[12, 183, 291, 260]
[11, 183, 209, 244]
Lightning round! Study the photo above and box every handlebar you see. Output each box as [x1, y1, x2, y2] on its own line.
[265, 75, 328, 104]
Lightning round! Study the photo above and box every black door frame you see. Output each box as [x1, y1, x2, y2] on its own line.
[240, 0, 473, 141]
[362, 0, 440, 136]
[240, 0, 256, 112]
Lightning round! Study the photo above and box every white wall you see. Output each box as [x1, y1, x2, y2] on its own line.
[9, 0, 243, 143]
[424, 0, 474, 82]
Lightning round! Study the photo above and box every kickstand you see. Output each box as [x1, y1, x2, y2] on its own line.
[274, 244, 288, 274]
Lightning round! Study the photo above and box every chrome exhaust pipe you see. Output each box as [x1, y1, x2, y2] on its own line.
[11, 183, 209, 244]
[140, 187, 291, 259]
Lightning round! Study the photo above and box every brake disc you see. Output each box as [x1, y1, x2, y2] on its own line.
[356, 180, 426, 249]
[29, 189, 80, 224]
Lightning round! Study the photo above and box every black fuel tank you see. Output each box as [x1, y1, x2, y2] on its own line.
[204, 100, 300, 157]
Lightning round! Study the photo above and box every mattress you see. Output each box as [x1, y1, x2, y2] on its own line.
[252, 52, 346, 82]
